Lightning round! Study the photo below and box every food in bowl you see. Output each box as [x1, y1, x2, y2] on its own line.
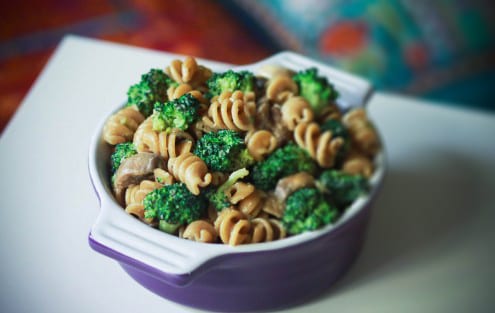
[89, 52, 384, 312]
[101, 56, 380, 246]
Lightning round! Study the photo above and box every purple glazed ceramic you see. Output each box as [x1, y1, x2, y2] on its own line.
[88, 51, 385, 312]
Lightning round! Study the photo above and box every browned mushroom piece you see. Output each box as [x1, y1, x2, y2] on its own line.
[274, 172, 316, 202]
[261, 194, 285, 219]
[254, 98, 291, 148]
[113, 152, 166, 205]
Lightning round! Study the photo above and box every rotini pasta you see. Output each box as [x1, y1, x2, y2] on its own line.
[181, 220, 218, 243]
[153, 168, 174, 185]
[214, 208, 251, 246]
[167, 83, 207, 104]
[133, 116, 194, 160]
[166, 56, 212, 87]
[245, 129, 277, 161]
[342, 108, 379, 156]
[103, 57, 380, 246]
[124, 179, 162, 224]
[281, 96, 314, 130]
[223, 182, 265, 218]
[249, 217, 286, 243]
[294, 122, 344, 168]
[103, 106, 145, 145]
[167, 152, 212, 195]
[202, 90, 256, 131]
[266, 74, 298, 103]
[342, 151, 374, 178]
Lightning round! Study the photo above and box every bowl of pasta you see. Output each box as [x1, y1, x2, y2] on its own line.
[88, 51, 385, 312]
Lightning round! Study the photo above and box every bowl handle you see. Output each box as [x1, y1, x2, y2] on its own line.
[89, 198, 222, 285]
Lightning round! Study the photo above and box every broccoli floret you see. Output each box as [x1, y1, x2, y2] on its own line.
[251, 143, 317, 191]
[152, 94, 200, 132]
[143, 183, 206, 233]
[207, 70, 255, 97]
[127, 69, 177, 117]
[320, 118, 350, 162]
[204, 168, 250, 211]
[292, 68, 339, 116]
[318, 170, 368, 209]
[194, 130, 254, 172]
[110, 142, 137, 173]
[282, 188, 338, 235]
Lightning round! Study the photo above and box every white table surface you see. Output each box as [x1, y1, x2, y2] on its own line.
[1, 35, 494, 313]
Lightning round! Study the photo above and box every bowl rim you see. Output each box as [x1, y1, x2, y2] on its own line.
[88, 51, 386, 276]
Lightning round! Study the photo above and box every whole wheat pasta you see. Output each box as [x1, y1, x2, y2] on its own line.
[133, 116, 194, 161]
[245, 129, 278, 161]
[167, 83, 207, 104]
[103, 106, 145, 145]
[294, 122, 344, 168]
[166, 56, 212, 87]
[167, 152, 212, 195]
[342, 108, 379, 156]
[342, 151, 374, 178]
[181, 220, 218, 243]
[153, 168, 174, 185]
[214, 208, 251, 246]
[225, 182, 265, 218]
[202, 90, 256, 131]
[281, 96, 314, 130]
[249, 217, 287, 243]
[266, 75, 298, 104]
[124, 180, 162, 224]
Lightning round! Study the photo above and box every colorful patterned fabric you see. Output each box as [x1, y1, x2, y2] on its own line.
[0, 0, 275, 132]
[228, 0, 495, 111]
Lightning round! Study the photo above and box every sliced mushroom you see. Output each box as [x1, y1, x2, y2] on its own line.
[113, 152, 166, 205]
[262, 194, 285, 219]
[274, 172, 315, 202]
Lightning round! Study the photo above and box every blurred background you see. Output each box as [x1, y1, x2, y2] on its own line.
[1, 0, 494, 133]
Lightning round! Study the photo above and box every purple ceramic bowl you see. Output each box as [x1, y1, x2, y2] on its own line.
[88, 52, 386, 312]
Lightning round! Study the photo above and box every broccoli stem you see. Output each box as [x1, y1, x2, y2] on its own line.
[158, 220, 181, 234]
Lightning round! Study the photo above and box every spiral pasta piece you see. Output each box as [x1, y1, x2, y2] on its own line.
[249, 217, 287, 243]
[342, 151, 374, 178]
[181, 220, 218, 243]
[266, 75, 298, 104]
[342, 108, 379, 156]
[294, 122, 344, 168]
[133, 116, 194, 161]
[103, 106, 145, 145]
[124, 180, 162, 224]
[214, 208, 251, 246]
[202, 90, 256, 131]
[166, 56, 212, 87]
[224, 182, 265, 218]
[167, 83, 207, 104]
[167, 152, 212, 195]
[281, 96, 314, 130]
[153, 168, 174, 185]
[245, 129, 277, 161]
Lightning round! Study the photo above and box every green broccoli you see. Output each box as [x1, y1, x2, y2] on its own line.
[203, 168, 250, 211]
[292, 68, 339, 116]
[110, 142, 137, 173]
[143, 183, 207, 234]
[251, 143, 317, 191]
[193, 130, 254, 172]
[152, 94, 200, 132]
[127, 69, 177, 117]
[320, 118, 350, 162]
[206, 70, 255, 97]
[282, 188, 338, 235]
[318, 170, 368, 209]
